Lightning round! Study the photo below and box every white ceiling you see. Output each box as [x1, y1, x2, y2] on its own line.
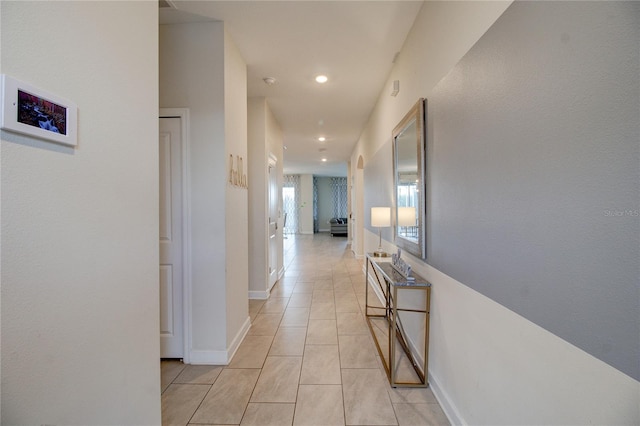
[160, 1, 423, 177]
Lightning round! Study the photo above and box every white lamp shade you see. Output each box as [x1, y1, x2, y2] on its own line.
[371, 207, 391, 227]
[398, 207, 416, 227]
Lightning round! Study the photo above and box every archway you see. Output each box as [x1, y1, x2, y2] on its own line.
[352, 155, 365, 257]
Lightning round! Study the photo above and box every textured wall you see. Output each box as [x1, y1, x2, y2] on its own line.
[160, 22, 228, 355]
[160, 23, 251, 362]
[363, 140, 394, 243]
[357, 1, 638, 424]
[1, 1, 160, 423]
[223, 29, 250, 349]
[428, 1, 639, 380]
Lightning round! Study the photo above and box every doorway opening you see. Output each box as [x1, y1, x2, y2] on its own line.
[282, 186, 297, 235]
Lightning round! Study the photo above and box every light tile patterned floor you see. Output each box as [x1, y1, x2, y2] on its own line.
[161, 233, 449, 426]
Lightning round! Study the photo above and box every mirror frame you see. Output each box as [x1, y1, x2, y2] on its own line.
[392, 98, 426, 259]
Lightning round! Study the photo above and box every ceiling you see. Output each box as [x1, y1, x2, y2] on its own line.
[160, 1, 423, 177]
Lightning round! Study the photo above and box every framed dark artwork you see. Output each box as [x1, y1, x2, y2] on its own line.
[1, 74, 77, 147]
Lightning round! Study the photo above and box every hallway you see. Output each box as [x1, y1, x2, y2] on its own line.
[161, 233, 448, 425]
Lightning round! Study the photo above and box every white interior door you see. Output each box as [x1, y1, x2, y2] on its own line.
[159, 117, 184, 358]
[268, 156, 278, 289]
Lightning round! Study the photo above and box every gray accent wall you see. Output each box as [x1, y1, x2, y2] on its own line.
[428, 1, 639, 379]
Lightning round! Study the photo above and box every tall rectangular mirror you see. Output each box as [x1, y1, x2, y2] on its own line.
[393, 98, 426, 259]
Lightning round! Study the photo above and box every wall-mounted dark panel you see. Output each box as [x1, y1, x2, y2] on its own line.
[428, 1, 639, 379]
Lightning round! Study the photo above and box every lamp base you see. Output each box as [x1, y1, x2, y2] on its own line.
[374, 228, 389, 257]
[373, 250, 389, 257]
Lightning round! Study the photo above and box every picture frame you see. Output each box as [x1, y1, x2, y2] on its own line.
[1, 74, 77, 147]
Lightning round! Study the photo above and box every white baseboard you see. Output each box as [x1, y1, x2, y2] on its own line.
[188, 316, 251, 365]
[428, 371, 463, 426]
[227, 316, 251, 363]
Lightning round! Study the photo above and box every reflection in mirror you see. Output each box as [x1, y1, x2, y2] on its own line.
[393, 98, 426, 258]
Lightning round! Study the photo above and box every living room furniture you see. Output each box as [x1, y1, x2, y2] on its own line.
[329, 218, 348, 236]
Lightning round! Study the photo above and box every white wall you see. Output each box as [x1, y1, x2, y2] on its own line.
[353, 157, 365, 257]
[1, 2, 160, 424]
[354, 1, 640, 425]
[160, 21, 226, 360]
[160, 22, 249, 364]
[423, 262, 639, 425]
[248, 98, 284, 298]
[223, 30, 250, 352]
[353, 1, 514, 164]
[265, 103, 285, 279]
[248, 99, 268, 296]
[299, 174, 314, 234]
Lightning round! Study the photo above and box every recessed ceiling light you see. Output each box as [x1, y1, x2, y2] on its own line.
[318, 136, 326, 142]
[315, 75, 328, 84]
[321, 158, 327, 162]
[263, 77, 277, 85]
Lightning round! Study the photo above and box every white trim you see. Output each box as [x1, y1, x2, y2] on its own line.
[428, 371, 462, 426]
[227, 316, 252, 363]
[267, 154, 278, 292]
[160, 108, 192, 363]
[188, 316, 251, 365]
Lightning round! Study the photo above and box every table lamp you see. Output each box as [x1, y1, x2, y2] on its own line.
[371, 207, 391, 257]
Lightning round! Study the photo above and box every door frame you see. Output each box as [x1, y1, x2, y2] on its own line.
[159, 108, 192, 363]
[267, 153, 278, 292]
[354, 155, 365, 258]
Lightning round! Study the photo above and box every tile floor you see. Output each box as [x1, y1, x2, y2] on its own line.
[161, 233, 449, 426]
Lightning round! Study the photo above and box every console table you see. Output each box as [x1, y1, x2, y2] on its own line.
[365, 253, 431, 387]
